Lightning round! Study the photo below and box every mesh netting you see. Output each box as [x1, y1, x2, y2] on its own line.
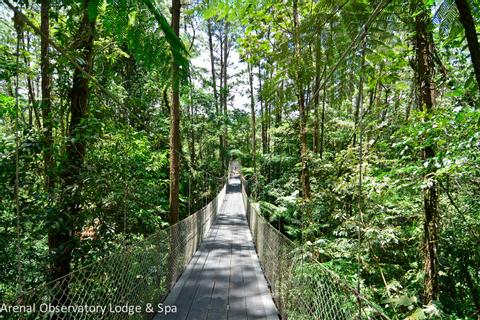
[1, 184, 227, 320]
[240, 177, 390, 320]
[2, 172, 390, 320]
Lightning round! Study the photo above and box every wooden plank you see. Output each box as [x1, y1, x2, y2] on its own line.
[227, 225, 248, 320]
[163, 223, 219, 306]
[185, 232, 224, 319]
[156, 177, 279, 320]
[206, 222, 231, 319]
[157, 216, 222, 320]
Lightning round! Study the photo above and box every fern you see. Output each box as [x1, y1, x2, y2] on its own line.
[433, 0, 478, 37]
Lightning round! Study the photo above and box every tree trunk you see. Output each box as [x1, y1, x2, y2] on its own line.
[313, 34, 321, 154]
[41, 0, 54, 194]
[207, 20, 218, 111]
[414, 4, 440, 304]
[169, 0, 181, 225]
[258, 64, 267, 154]
[380, 88, 390, 122]
[222, 22, 229, 168]
[188, 82, 195, 168]
[406, 82, 414, 121]
[219, 29, 225, 169]
[347, 61, 354, 115]
[264, 63, 270, 156]
[22, 33, 36, 129]
[454, 0, 480, 94]
[265, 66, 271, 154]
[276, 80, 283, 126]
[50, 0, 96, 302]
[313, 102, 320, 154]
[299, 92, 311, 199]
[266, 94, 271, 154]
[320, 83, 326, 159]
[293, 0, 310, 200]
[207, 19, 222, 163]
[248, 62, 256, 175]
[353, 48, 366, 146]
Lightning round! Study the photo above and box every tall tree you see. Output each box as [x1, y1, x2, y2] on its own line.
[169, 0, 181, 224]
[293, 0, 311, 200]
[414, 2, 440, 304]
[313, 37, 321, 154]
[41, 0, 53, 194]
[454, 0, 480, 93]
[258, 63, 268, 154]
[207, 18, 222, 162]
[219, 24, 225, 169]
[248, 61, 256, 174]
[222, 21, 229, 170]
[50, 0, 97, 290]
[21, 31, 39, 129]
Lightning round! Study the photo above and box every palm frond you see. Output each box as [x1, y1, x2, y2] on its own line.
[433, 0, 459, 36]
[141, 0, 189, 78]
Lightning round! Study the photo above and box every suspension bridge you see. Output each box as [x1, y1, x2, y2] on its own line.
[4, 163, 389, 320]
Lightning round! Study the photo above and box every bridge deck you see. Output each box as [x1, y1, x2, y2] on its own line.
[155, 176, 278, 320]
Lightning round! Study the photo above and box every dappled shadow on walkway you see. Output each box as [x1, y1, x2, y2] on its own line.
[154, 177, 278, 320]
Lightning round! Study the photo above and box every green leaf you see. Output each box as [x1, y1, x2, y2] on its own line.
[88, 0, 100, 20]
[406, 308, 426, 320]
[385, 294, 417, 307]
[141, 0, 190, 78]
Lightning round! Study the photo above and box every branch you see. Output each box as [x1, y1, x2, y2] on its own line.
[3, 0, 123, 105]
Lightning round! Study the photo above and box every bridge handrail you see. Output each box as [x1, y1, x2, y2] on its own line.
[240, 174, 390, 320]
[4, 177, 228, 320]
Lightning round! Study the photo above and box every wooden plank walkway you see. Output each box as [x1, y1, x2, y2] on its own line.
[154, 176, 279, 320]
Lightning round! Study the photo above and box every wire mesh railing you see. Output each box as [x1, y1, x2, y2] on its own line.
[240, 176, 390, 320]
[1, 182, 227, 320]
